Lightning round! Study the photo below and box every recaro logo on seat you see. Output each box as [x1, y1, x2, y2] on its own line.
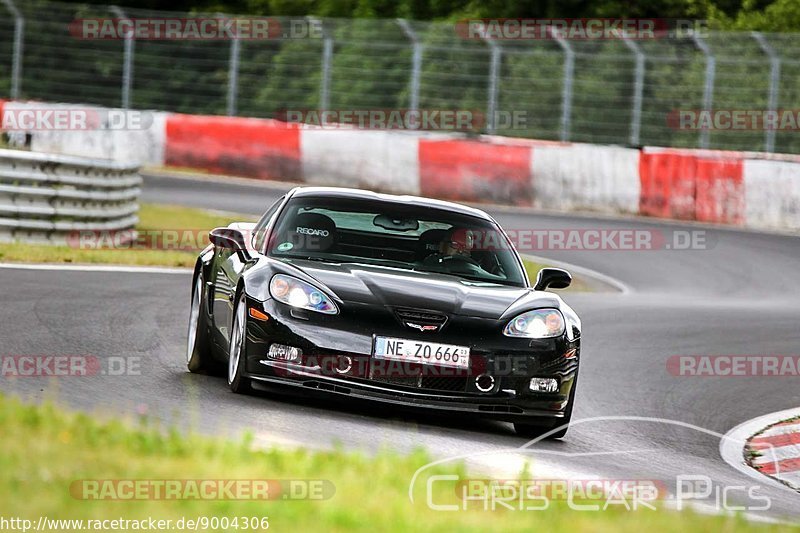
[296, 227, 330, 237]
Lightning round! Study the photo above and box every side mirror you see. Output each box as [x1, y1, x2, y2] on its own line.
[209, 227, 251, 261]
[533, 268, 572, 291]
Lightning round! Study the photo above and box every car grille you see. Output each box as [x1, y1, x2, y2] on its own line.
[368, 373, 468, 393]
[394, 308, 448, 329]
[420, 376, 468, 392]
[370, 375, 419, 388]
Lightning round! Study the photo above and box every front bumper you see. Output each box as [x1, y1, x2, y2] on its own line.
[241, 297, 579, 423]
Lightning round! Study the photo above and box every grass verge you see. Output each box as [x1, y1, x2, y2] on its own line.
[0, 392, 789, 532]
[0, 204, 252, 268]
[522, 258, 591, 292]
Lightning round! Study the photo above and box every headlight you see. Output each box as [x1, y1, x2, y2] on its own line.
[269, 274, 338, 315]
[503, 308, 565, 338]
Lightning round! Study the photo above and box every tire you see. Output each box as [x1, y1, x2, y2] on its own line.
[187, 267, 216, 374]
[227, 290, 252, 394]
[514, 374, 577, 439]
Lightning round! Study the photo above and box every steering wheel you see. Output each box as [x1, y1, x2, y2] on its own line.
[440, 254, 481, 268]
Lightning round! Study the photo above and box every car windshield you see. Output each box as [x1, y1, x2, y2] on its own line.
[267, 195, 527, 287]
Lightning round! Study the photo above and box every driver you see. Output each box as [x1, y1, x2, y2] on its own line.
[422, 228, 476, 267]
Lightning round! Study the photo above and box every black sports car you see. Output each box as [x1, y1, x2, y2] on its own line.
[186, 187, 581, 438]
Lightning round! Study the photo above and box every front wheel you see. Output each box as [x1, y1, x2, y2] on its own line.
[227, 291, 252, 394]
[187, 268, 216, 374]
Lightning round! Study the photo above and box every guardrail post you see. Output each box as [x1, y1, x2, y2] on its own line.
[1, 0, 24, 99]
[397, 19, 421, 114]
[621, 35, 645, 147]
[482, 37, 502, 134]
[752, 32, 780, 153]
[111, 6, 134, 109]
[692, 34, 715, 149]
[551, 28, 574, 142]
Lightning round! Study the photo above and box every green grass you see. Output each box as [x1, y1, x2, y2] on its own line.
[523, 258, 591, 292]
[0, 204, 254, 268]
[0, 392, 790, 532]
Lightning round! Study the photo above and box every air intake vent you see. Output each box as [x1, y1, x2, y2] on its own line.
[395, 308, 448, 327]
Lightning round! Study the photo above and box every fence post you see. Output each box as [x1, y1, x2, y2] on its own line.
[752, 32, 780, 153]
[621, 35, 645, 147]
[317, 19, 333, 112]
[396, 19, 421, 114]
[226, 20, 241, 116]
[111, 6, 134, 109]
[551, 28, 574, 142]
[1, 0, 24, 99]
[482, 37, 502, 134]
[692, 34, 715, 149]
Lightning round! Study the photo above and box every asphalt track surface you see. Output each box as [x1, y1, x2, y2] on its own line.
[3, 172, 800, 520]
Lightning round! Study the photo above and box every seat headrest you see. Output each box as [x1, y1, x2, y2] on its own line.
[279, 212, 337, 253]
[417, 228, 449, 260]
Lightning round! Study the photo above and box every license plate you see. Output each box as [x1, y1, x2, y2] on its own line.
[373, 337, 470, 370]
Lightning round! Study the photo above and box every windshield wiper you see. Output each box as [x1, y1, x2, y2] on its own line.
[279, 255, 340, 264]
[414, 267, 514, 286]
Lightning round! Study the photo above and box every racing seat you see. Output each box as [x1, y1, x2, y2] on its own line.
[416, 228, 448, 263]
[276, 212, 337, 254]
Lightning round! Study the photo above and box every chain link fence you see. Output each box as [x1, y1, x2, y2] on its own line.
[3, 0, 800, 153]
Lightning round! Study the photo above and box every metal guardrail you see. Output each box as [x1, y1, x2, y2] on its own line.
[0, 148, 141, 243]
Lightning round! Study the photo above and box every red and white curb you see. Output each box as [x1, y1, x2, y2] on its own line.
[721, 407, 800, 493]
[747, 417, 800, 490]
[6, 99, 800, 234]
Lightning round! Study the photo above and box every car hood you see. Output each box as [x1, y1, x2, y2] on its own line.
[287, 260, 562, 320]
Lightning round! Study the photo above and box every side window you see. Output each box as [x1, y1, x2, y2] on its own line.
[252, 196, 285, 252]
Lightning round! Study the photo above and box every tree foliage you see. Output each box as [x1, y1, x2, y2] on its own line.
[61, 0, 800, 31]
